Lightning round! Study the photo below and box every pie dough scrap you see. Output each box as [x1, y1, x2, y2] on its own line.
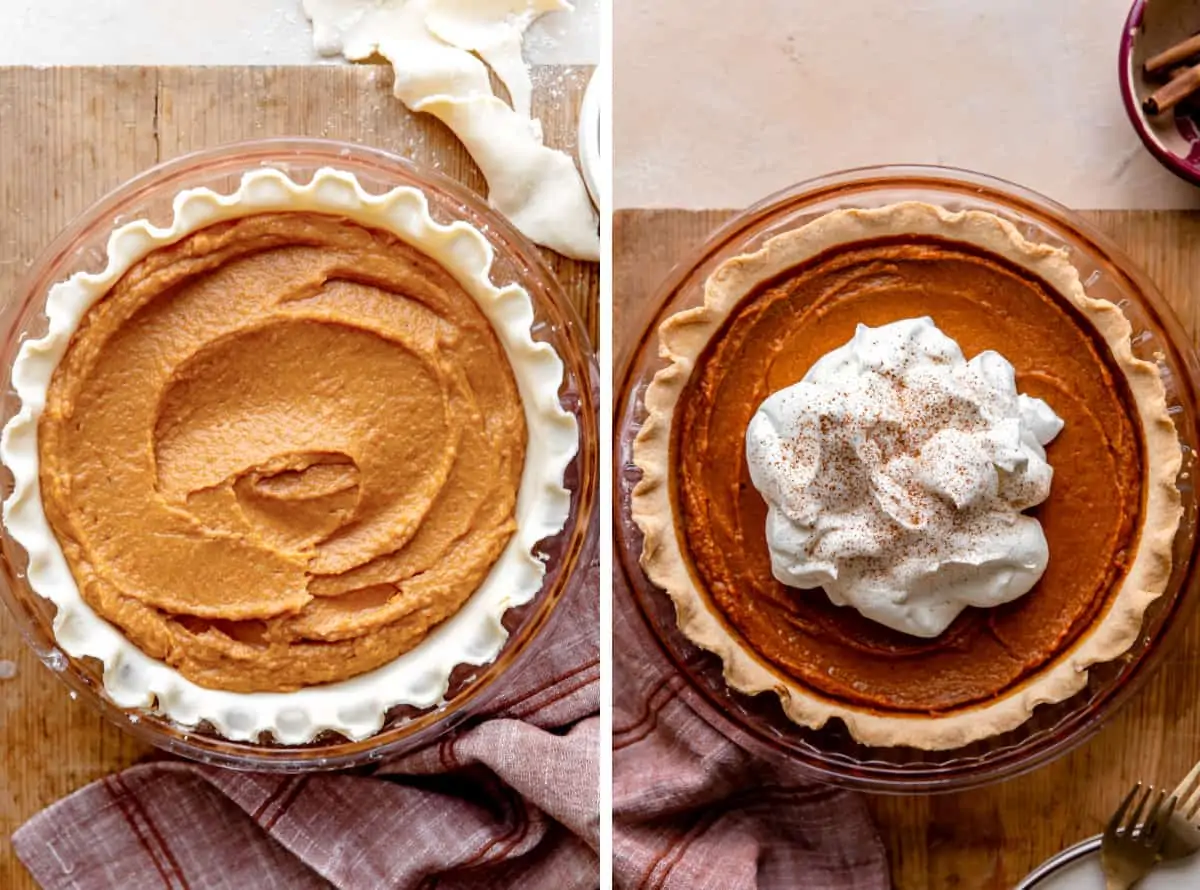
[303, 0, 600, 262]
[425, 0, 566, 120]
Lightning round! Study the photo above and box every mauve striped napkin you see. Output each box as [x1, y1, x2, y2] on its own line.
[13, 558, 600, 890]
[613, 575, 891, 890]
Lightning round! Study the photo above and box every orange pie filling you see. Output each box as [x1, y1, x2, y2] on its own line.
[38, 212, 527, 693]
[673, 237, 1144, 714]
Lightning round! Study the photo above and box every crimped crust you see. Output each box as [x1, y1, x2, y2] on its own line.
[630, 202, 1182, 750]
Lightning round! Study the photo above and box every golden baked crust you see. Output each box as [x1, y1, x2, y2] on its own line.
[630, 202, 1182, 750]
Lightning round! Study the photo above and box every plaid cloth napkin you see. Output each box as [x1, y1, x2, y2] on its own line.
[613, 574, 891, 890]
[13, 558, 600, 890]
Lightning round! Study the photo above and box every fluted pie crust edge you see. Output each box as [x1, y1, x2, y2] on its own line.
[630, 202, 1182, 750]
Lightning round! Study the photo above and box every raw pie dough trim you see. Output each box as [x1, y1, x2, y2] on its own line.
[631, 202, 1182, 750]
[2, 167, 579, 745]
[302, 0, 601, 262]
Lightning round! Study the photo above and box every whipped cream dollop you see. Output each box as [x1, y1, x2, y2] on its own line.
[745, 317, 1064, 638]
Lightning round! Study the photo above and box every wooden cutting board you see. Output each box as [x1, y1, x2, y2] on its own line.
[616, 207, 1200, 890]
[0, 64, 597, 890]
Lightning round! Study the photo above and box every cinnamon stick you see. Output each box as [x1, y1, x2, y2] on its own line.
[1145, 33, 1200, 76]
[1144, 63, 1200, 115]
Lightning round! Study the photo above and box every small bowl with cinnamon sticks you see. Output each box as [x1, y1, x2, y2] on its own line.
[1120, 0, 1200, 185]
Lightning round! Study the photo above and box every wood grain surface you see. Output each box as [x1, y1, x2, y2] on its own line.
[616, 207, 1200, 890]
[0, 65, 597, 890]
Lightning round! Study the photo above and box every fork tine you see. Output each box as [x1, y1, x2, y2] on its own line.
[1173, 760, 1200, 818]
[1183, 778, 1200, 820]
[1142, 790, 1176, 842]
[1126, 784, 1152, 834]
[1160, 794, 1178, 836]
[1173, 760, 1200, 800]
[1134, 787, 1162, 839]
[1108, 783, 1141, 837]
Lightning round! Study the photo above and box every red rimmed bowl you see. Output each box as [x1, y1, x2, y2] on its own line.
[1120, 0, 1200, 186]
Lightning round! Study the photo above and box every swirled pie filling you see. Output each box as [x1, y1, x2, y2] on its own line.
[39, 212, 526, 693]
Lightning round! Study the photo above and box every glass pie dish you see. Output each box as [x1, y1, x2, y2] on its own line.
[614, 164, 1200, 793]
[0, 138, 599, 771]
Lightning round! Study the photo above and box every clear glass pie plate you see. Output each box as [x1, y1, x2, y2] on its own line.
[0, 138, 599, 771]
[614, 164, 1200, 793]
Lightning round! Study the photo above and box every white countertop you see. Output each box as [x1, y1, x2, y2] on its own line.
[0, 0, 599, 65]
[615, 0, 1200, 210]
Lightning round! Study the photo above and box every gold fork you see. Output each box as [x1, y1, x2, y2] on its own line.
[1162, 759, 1200, 861]
[1100, 783, 1177, 890]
